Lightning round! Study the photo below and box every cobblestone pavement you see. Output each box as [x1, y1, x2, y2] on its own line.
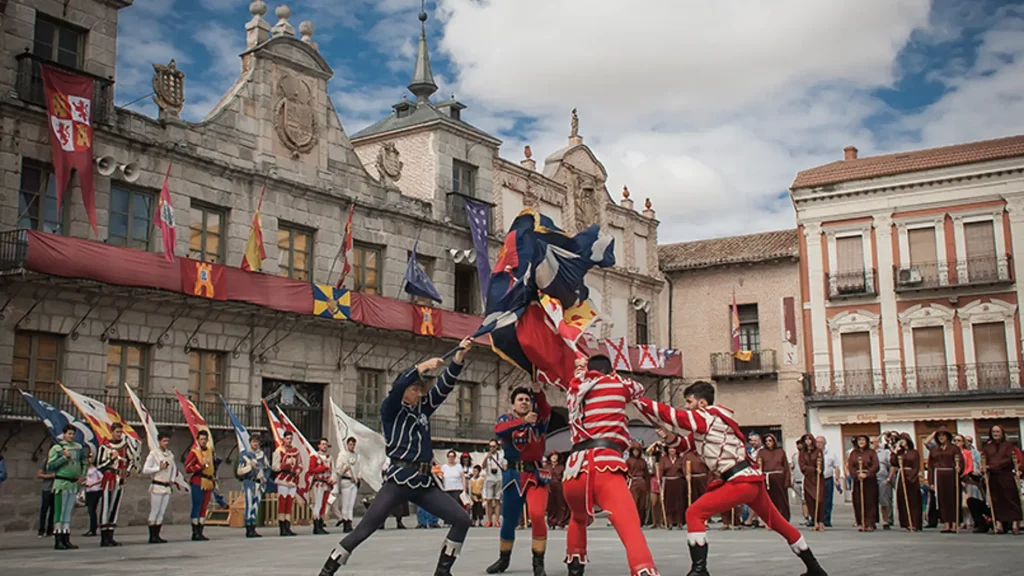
[2, 511, 1021, 575]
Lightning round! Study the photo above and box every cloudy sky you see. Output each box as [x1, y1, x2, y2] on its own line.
[116, 0, 1024, 243]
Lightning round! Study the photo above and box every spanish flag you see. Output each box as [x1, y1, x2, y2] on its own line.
[241, 184, 267, 271]
[731, 292, 752, 362]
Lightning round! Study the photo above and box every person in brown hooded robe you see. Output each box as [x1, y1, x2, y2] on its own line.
[847, 434, 879, 531]
[889, 433, 922, 532]
[626, 444, 650, 525]
[659, 446, 686, 529]
[758, 434, 792, 522]
[545, 452, 569, 529]
[927, 429, 962, 533]
[797, 433, 825, 531]
[981, 425, 1023, 535]
[680, 446, 708, 525]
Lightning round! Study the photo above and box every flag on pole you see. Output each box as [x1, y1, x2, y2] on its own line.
[17, 387, 97, 454]
[335, 203, 355, 288]
[154, 162, 176, 262]
[403, 240, 442, 303]
[262, 399, 287, 447]
[173, 389, 214, 452]
[463, 197, 492, 300]
[605, 336, 632, 372]
[329, 398, 386, 492]
[41, 64, 97, 235]
[276, 407, 316, 503]
[125, 384, 189, 491]
[731, 292, 753, 362]
[220, 394, 251, 457]
[61, 383, 141, 464]
[241, 184, 267, 271]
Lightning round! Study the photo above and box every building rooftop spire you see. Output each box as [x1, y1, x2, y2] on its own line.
[408, 1, 438, 104]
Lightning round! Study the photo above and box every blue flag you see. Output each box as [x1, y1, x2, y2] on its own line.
[17, 387, 97, 454]
[219, 394, 251, 455]
[463, 197, 492, 300]
[404, 240, 442, 303]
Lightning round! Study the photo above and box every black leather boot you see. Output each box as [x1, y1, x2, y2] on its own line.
[566, 558, 585, 576]
[284, 520, 297, 536]
[149, 525, 159, 544]
[434, 551, 458, 576]
[797, 549, 828, 576]
[279, 522, 287, 536]
[532, 550, 547, 576]
[54, 533, 67, 550]
[685, 543, 710, 576]
[191, 524, 202, 541]
[321, 519, 330, 534]
[155, 524, 167, 543]
[486, 550, 511, 573]
[343, 520, 353, 533]
[107, 528, 122, 547]
[64, 532, 79, 550]
[100, 529, 112, 547]
[318, 548, 351, 576]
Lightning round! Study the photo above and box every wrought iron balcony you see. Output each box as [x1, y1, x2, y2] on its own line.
[826, 268, 877, 299]
[805, 362, 1023, 401]
[14, 51, 115, 125]
[0, 230, 28, 272]
[894, 255, 1012, 292]
[710, 349, 778, 379]
[445, 191, 493, 234]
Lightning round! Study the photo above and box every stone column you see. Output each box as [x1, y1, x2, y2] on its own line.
[804, 222, 830, 390]
[874, 213, 902, 391]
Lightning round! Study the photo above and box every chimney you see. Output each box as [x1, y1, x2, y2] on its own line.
[844, 145, 858, 161]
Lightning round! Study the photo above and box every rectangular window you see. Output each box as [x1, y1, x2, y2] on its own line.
[108, 186, 155, 250]
[34, 16, 84, 68]
[456, 381, 477, 424]
[277, 225, 313, 282]
[964, 220, 997, 281]
[454, 263, 477, 314]
[835, 235, 866, 292]
[351, 244, 382, 295]
[610, 226, 625, 268]
[408, 253, 435, 305]
[908, 227, 938, 282]
[17, 160, 64, 234]
[973, 321, 1009, 390]
[188, 203, 226, 264]
[635, 309, 650, 346]
[355, 369, 383, 422]
[12, 332, 63, 394]
[912, 326, 946, 392]
[187, 350, 224, 404]
[734, 304, 761, 371]
[106, 342, 147, 398]
[452, 161, 476, 197]
[841, 331, 872, 393]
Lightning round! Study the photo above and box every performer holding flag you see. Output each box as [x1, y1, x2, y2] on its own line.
[273, 429, 302, 536]
[175, 389, 216, 541]
[224, 395, 268, 538]
[47, 424, 88, 550]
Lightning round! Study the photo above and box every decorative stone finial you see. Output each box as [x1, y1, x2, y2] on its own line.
[247, 1, 271, 48]
[620, 185, 634, 210]
[569, 108, 583, 146]
[408, 1, 438, 103]
[643, 197, 656, 219]
[524, 145, 532, 159]
[271, 4, 294, 38]
[299, 20, 316, 48]
[250, 0, 267, 17]
[645, 197, 651, 209]
[521, 145, 536, 171]
[622, 185, 630, 199]
[152, 59, 185, 122]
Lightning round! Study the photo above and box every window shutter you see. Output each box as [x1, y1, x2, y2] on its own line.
[912, 326, 946, 367]
[836, 236, 864, 273]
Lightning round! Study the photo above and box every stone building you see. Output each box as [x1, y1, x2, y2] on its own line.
[0, 1, 672, 532]
[792, 138, 1024, 463]
[658, 230, 806, 449]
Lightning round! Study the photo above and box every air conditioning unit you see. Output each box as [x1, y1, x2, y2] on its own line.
[898, 267, 923, 285]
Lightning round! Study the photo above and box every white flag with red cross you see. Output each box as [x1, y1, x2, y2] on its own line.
[605, 336, 632, 372]
[637, 345, 663, 370]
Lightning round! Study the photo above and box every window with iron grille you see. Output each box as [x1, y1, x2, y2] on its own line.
[188, 203, 226, 264]
[278, 224, 313, 281]
[356, 369, 384, 422]
[188, 350, 224, 404]
[352, 243, 383, 295]
[108, 186, 155, 250]
[106, 342, 148, 398]
[12, 332, 63, 394]
[17, 160, 65, 234]
[636, 309, 650, 346]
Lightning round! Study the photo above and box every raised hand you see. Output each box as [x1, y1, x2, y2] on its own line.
[417, 357, 445, 373]
[524, 412, 538, 424]
[454, 337, 472, 363]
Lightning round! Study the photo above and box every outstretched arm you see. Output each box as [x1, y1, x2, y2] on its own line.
[423, 338, 472, 416]
[494, 413, 528, 439]
[633, 397, 709, 435]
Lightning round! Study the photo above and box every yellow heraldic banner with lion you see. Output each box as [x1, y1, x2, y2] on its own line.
[313, 284, 351, 320]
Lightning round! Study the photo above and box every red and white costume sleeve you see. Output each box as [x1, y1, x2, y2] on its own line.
[633, 397, 761, 490]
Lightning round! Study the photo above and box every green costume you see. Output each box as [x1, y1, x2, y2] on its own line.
[46, 439, 86, 550]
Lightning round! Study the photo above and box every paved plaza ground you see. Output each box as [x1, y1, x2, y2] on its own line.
[2, 508, 1020, 575]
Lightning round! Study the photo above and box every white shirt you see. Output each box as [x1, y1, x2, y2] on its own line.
[336, 449, 360, 485]
[483, 453, 505, 482]
[821, 448, 842, 479]
[142, 448, 176, 495]
[441, 463, 464, 491]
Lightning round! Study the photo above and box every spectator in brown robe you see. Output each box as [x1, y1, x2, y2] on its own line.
[645, 443, 666, 528]
[927, 429, 962, 533]
[848, 434, 880, 531]
[659, 446, 686, 529]
[889, 433, 922, 532]
[798, 433, 825, 531]
[626, 444, 650, 524]
[681, 446, 708, 525]
[981, 425, 1023, 535]
[545, 452, 569, 529]
[759, 434, 792, 522]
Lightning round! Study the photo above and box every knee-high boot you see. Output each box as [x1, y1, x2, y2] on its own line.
[686, 543, 710, 576]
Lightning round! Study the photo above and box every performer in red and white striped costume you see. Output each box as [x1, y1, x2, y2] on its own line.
[634, 381, 827, 576]
[549, 354, 658, 576]
[308, 438, 334, 535]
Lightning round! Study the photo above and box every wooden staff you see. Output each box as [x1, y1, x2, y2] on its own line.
[954, 454, 961, 534]
[1013, 452, 1024, 511]
[758, 456, 766, 489]
[982, 454, 995, 535]
[655, 456, 667, 529]
[858, 456, 865, 531]
[898, 455, 914, 532]
[814, 453, 822, 531]
[686, 459, 693, 508]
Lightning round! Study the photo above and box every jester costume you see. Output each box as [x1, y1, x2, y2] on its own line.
[46, 437, 87, 550]
[237, 443, 269, 538]
[96, 433, 132, 547]
[487, 387, 552, 575]
[184, 440, 215, 541]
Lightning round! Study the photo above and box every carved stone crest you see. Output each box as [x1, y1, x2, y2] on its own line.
[574, 183, 595, 233]
[376, 142, 403, 183]
[152, 59, 185, 120]
[274, 74, 318, 157]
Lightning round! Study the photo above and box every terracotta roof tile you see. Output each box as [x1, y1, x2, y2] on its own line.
[658, 229, 800, 272]
[791, 134, 1024, 189]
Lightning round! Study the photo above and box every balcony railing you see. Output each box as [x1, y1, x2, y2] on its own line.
[805, 362, 1022, 400]
[14, 51, 115, 125]
[710, 349, 778, 379]
[826, 268, 876, 299]
[0, 230, 28, 272]
[894, 255, 1012, 291]
[446, 191, 493, 234]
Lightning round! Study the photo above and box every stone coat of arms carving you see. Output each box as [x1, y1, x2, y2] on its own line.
[274, 74, 319, 157]
[152, 59, 185, 120]
[376, 142, 403, 184]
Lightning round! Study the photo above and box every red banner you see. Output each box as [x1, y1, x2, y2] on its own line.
[41, 64, 96, 235]
[180, 258, 227, 300]
[413, 306, 443, 336]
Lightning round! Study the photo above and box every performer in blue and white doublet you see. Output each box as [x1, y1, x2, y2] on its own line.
[319, 337, 473, 576]
[236, 432, 269, 538]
